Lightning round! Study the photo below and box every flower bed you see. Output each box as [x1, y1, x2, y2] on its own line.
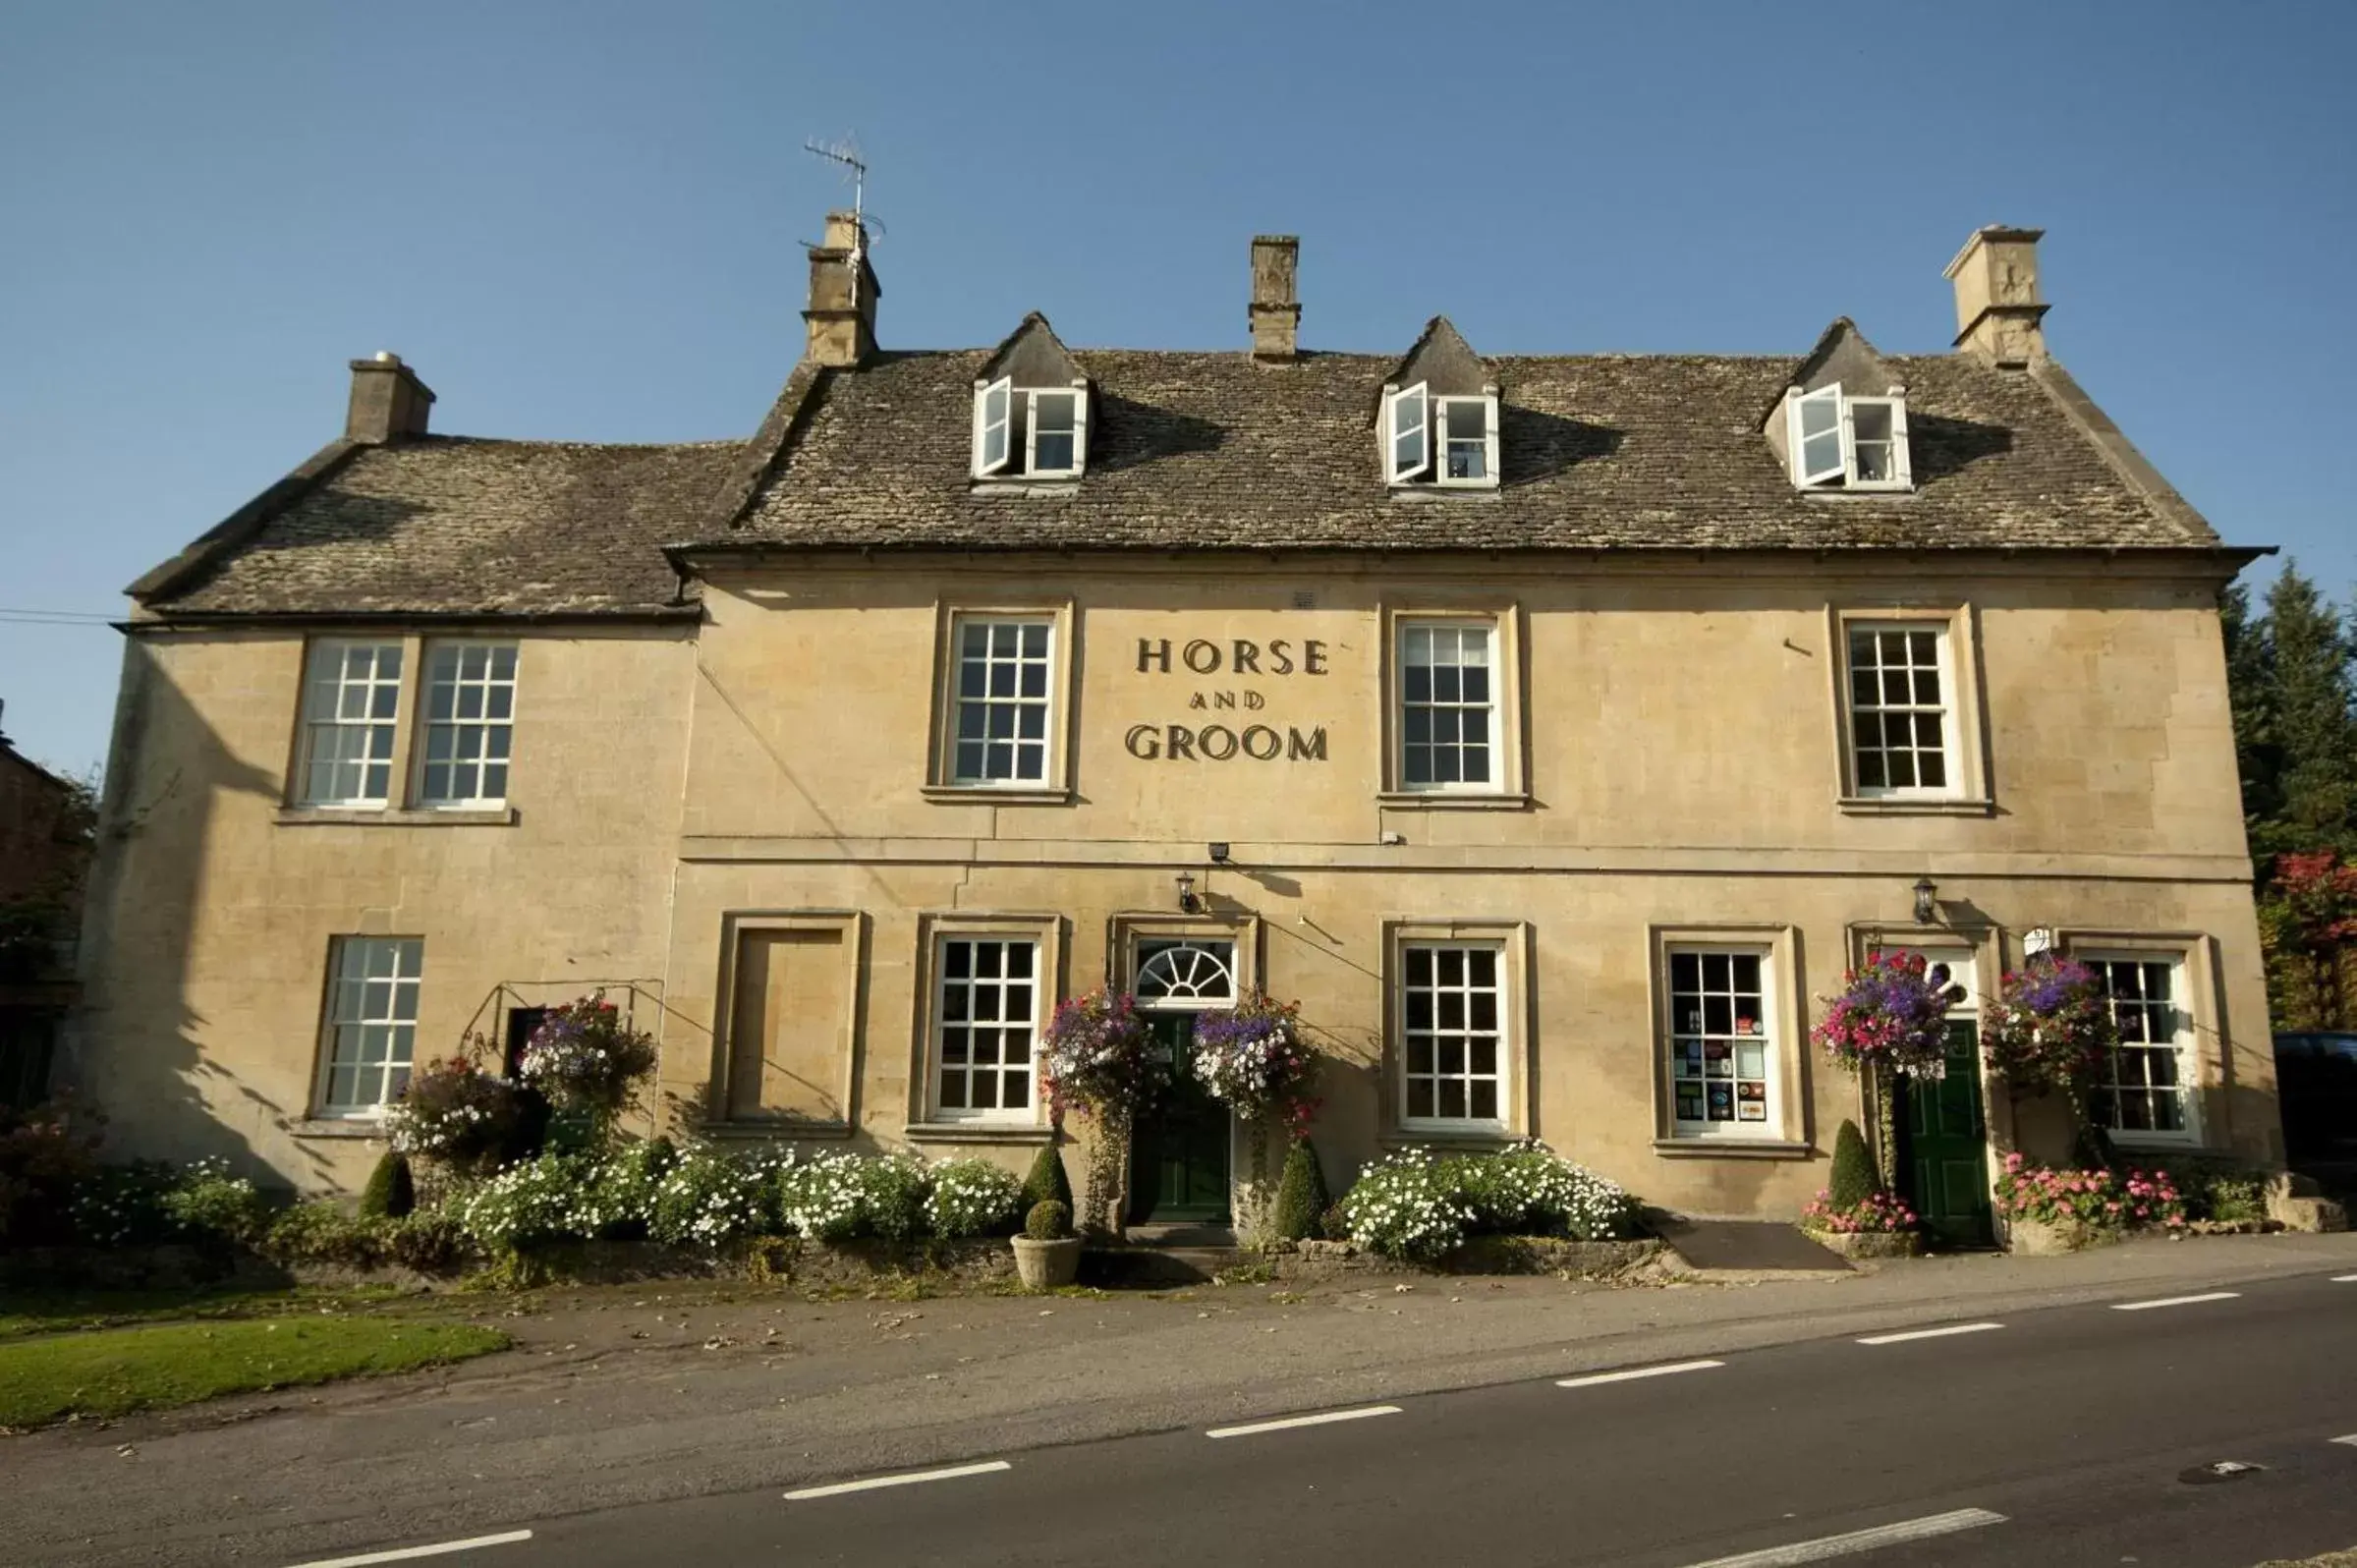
[1339, 1145, 1638, 1263]
[1993, 1152, 2187, 1252]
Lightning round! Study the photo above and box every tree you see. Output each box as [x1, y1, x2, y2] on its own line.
[2259, 852, 2357, 1031]
[2240, 566, 2357, 864]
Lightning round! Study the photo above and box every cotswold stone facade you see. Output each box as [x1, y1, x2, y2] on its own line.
[70, 219, 2278, 1240]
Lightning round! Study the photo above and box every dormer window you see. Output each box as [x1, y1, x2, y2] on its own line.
[974, 376, 1089, 480]
[1384, 382, 1499, 489]
[1786, 383, 1911, 492]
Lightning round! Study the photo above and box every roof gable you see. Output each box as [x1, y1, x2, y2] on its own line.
[1383, 316, 1491, 400]
[979, 312, 1086, 389]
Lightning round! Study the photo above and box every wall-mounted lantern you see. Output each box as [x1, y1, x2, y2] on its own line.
[1175, 870, 1200, 914]
[1912, 876, 1939, 925]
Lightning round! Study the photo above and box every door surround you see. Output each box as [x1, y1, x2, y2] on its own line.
[1110, 916, 1260, 1226]
[1848, 925, 2003, 1245]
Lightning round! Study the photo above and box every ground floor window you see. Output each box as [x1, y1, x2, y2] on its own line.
[1399, 940, 1507, 1126]
[2087, 954, 2194, 1139]
[931, 936, 1038, 1119]
[317, 936, 422, 1114]
[1666, 945, 1777, 1136]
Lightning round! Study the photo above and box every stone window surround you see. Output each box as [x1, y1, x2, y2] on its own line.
[1376, 600, 1530, 809]
[280, 632, 527, 821]
[702, 909, 867, 1138]
[2053, 927, 2219, 1151]
[1378, 919, 1534, 1143]
[1825, 602, 1992, 817]
[1648, 923, 1811, 1157]
[903, 910, 1063, 1147]
[921, 599, 1078, 805]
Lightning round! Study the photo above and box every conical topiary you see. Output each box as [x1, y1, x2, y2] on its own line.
[1021, 1143, 1074, 1214]
[1827, 1119, 1877, 1210]
[1272, 1138, 1331, 1243]
[359, 1149, 416, 1219]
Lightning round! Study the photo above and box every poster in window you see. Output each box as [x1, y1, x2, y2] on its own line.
[1736, 1043, 1767, 1080]
[1737, 1016, 1759, 1036]
[1682, 1010, 1702, 1035]
[1737, 1081, 1765, 1102]
[1737, 1099, 1767, 1122]
[1707, 1084, 1734, 1120]
[1677, 1089, 1704, 1121]
[1705, 1041, 1732, 1078]
[1677, 1039, 1703, 1069]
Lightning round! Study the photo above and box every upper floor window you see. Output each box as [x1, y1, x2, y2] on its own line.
[974, 377, 1089, 479]
[949, 615, 1054, 786]
[1846, 625, 1955, 796]
[1398, 621, 1495, 791]
[298, 641, 403, 807]
[1385, 383, 1499, 489]
[418, 643, 517, 808]
[1785, 383, 1911, 491]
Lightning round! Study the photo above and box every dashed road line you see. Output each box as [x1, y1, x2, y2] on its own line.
[784, 1460, 1012, 1500]
[1856, 1322, 2003, 1346]
[1676, 1507, 2008, 1567]
[1556, 1359, 1726, 1389]
[2334, 1274, 2357, 1283]
[1206, 1405, 1402, 1439]
[2331, 1434, 2357, 1447]
[287, 1533, 534, 1568]
[2110, 1291, 2241, 1312]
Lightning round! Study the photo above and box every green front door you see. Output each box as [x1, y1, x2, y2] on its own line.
[1127, 1014, 1231, 1224]
[1901, 1021, 1994, 1248]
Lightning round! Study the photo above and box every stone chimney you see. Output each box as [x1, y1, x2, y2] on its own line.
[803, 209, 880, 367]
[1249, 235, 1300, 363]
[1944, 226, 2049, 366]
[345, 352, 434, 444]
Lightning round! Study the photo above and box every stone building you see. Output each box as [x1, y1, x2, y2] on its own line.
[1, 703, 89, 1105]
[68, 216, 2276, 1241]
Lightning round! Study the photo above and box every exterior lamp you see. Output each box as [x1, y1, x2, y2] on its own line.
[1207, 842, 1231, 865]
[1175, 870, 1200, 914]
[1912, 876, 1939, 925]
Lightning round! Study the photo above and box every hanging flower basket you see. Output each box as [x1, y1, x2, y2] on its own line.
[1038, 987, 1158, 1125]
[1189, 990, 1319, 1137]
[381, 1056, 525, 1183]
[1982, 956, 2116, 1098]
[1809, 949, 1964, 1079]
[518, 992, 659, 1125]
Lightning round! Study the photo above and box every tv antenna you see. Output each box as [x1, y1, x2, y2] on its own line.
[804, 136, 880, 305]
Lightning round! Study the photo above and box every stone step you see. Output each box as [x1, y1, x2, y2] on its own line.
[1082, 1246, 1242, 1288]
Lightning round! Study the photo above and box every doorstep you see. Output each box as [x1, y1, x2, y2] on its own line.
[1654, 1217, 1853, 1279]
[1083, 1221, 1243, 1287]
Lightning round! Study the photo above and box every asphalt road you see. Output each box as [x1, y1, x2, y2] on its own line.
[302, 1270, 2357, 1568]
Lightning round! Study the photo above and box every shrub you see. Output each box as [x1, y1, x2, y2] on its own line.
[380, 1211, 472, 1272]
[1827, 1120, 1877, 1211]
[456, 1152, 599, 1252]
[0, 1099, 102, 1247]
[861, 1155, 932, 1242]
[577, 1137, 678, 1238]
[2156, 1158, 2270, 1224]
[648, 1147, 769, 1248]
[1019, 1144, 1074, 1214]
[1271, 1139, 1330, 1243]
[1318, 1201, 1351, 1242]
[926, 1158, 1024, 1239]
[778, 1151, 870, 1242]
[264, 1201, 386, 1267]
[1341, 1149, 1472, 1262]
[1025, 1200, 1071, 1241]
[68, 1160, 184, 1247]
[1802, 1190, 1916, 1234]
[1451, 1146, 1635, 1241]
[517, 993, 660, 1130]
[1992, 1152, 2186, 1231]
[162, 1160, 273, 1247]
[381, 1058, 526, 1174]
[359, 1151, 417, 1219]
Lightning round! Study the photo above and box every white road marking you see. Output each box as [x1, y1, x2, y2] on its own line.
[2334, 1274, 2357, 1283]
[783, 1460, 1012, 1500]
[1206, 1404, 1402, 1438]
[1556, 1359, 1726, 1389]
[1677, 1507, 2008, 1567]
[1856, 1322, 2003, 1345]
[2110, 1291, 2242, 1312]
[286, 1533, 533, 1568]
[2331, 1434, 2357, 1447]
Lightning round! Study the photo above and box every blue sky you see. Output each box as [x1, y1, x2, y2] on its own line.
[4, 1, 2352, 776]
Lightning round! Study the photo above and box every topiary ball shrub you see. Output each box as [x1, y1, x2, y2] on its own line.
[359, 1150, 417, 1219]
[1025, 1199, 1072, 1242]
[1827, 1119, 1877, 1210]
[1272, 1139, 1330, 1242]
[1020, 1143, 1075, 1214]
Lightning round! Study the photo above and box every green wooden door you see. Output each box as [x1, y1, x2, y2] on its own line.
[1902, 1021, 1994, 1248]
[1127, 1014, 1231, 1223]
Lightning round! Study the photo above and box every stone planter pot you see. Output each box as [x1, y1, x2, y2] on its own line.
[2006, 1215, 2122, 1256]
[1803, 1229, 1923, 1260]
[1011, 1236, 1083, 1291]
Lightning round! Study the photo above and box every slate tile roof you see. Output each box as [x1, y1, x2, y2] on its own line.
[728, 349, 2217, 554]
[139, 344, 2220, 619]
[153, 437, 738, 616]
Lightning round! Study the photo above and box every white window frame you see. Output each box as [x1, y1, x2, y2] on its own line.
[314, 935, 423, 1117]
[415, 641, 518, 809]
[1433, 395, 1500, 488]
[2082, 950, 2202, 1146]
[1023, 384, 1088, 477]
[1663, 942, 1783, 1142]
[1395, 618, 1498, 794]
[1786, 382, 1913, 491]
[1843, 622, 1960, 799]
[297, 640, 405, 808]
[928, 933, 1042, 1122]
[1385, 381, 1431, 483]
[944, 612, 1057, 788]
[973, 375, 1013, 476]
[1397, 938, 1511, 1131]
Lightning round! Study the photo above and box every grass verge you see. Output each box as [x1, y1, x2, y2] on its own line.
[0, 1316, 510, 1428]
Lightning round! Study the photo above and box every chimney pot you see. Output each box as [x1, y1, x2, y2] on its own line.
[1944, 225, 2049, 366]
[803, 208, 880, 368]
[1250, 234, 1300, 363]
[345, 353, 434, 444]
